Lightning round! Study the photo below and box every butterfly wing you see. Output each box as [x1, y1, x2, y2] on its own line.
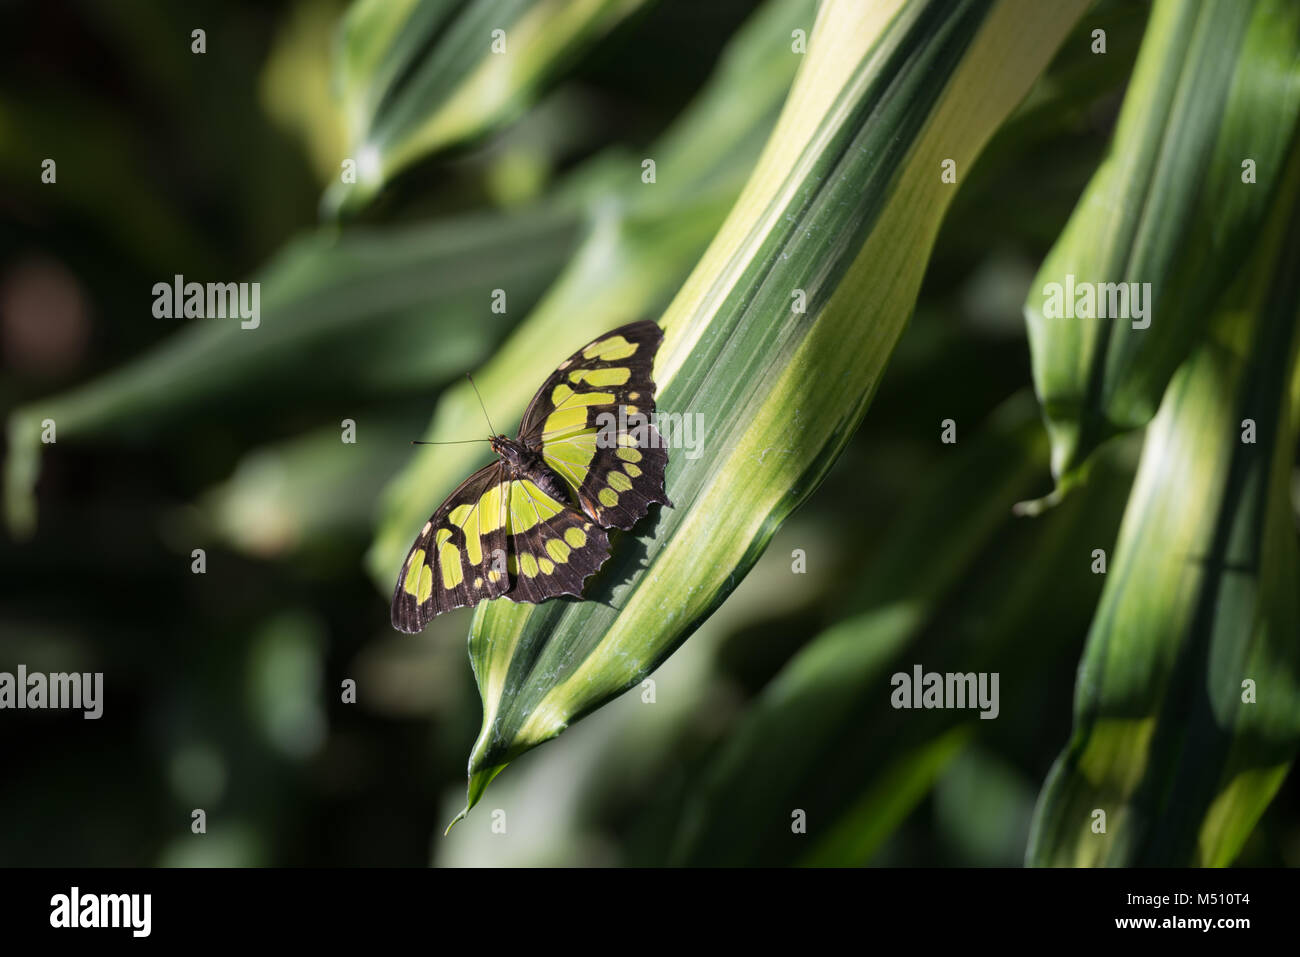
[390, 462, 512, 633]
[392, 321, 669, 630]
[517, 319, 671, 530]
[500, 477, 611, 604]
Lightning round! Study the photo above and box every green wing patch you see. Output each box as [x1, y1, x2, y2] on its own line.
[391, 464, 511, 633]
[501, 479, 611, 604]
[519, 320, 671, 530]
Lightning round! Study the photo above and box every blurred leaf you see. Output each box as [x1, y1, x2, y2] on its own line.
[199, 418, 415, 559]
[1022, 0, 1300, 490]
[1026, 149, 1300, 866]
[447, 0, 1090, 827]
[0, 90, 220, 272]
[932, 747, 1040, 865]
[5, 205, 581, 537]
[247, 611, 327, 760]
[326, 0, 648, 216]
[803, 728, 972, 867]
[996, 0, 1147, 144]
[798, 450, 1134, 867]
[261, 0, 350, 185]
[157, 824, 263, 868]
[662, 393, 1136, 865]
[937, 0, 1148, 262]
[77, 0, 323, 253]
[667, 395, 1045, 864]
[367, 0, 819, 587]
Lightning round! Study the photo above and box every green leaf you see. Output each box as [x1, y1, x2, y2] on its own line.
[801, 729, 973, 867]
[1026, 150, 1300, 866]
[444, 0, 1090, 827]
[325, 0, 648, 216]
[366, 0, 819, 587]
[199, 417, 416, 560]
[669, 394, 1048, 864]
[4, 205, 581, 538]
[1023, 0, 1300, 487]
[666, 395, 1134, 865]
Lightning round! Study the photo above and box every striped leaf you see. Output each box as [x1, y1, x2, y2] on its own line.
[325, 0, 647, 216]
[1026, 152, 1300, 866]
[367, 0, 819, 586]
[438, 0, 1089, 827]
[1023, 0, 1300, 491]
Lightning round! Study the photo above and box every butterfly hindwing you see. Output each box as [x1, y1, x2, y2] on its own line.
[572, 420, 670, 531]
[518, 320, 671, 531]
[500, 478, 611, 604]
[390, 463, 511, 633]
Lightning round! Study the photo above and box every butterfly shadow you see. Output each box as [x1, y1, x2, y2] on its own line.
[579, 502, 671, 611]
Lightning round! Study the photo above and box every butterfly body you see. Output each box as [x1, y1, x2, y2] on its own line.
[391, 321, 670, 633]
[487, 434, 570, 506]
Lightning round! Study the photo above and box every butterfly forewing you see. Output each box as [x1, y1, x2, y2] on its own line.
[519, 320, 671, 530]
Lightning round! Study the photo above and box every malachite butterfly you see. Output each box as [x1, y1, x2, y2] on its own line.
[391, 320, 670, 633]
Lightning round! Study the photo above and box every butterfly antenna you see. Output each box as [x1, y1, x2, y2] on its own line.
[465, 373, 498, 435]
[410, 439, 492, 446]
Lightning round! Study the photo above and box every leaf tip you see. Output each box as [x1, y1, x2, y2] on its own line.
[1012, 488, 1063, 517]
[5, 409, 44, 539]
[444, 807, 468, 836]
